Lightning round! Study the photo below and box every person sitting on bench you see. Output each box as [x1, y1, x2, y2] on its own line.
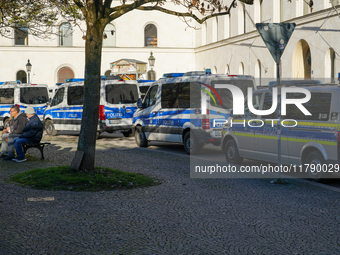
[13, 107, 43, 163]
[1, 105, 28, 160]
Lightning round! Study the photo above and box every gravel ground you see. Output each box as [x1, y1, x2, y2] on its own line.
[1, 136, 340, 254]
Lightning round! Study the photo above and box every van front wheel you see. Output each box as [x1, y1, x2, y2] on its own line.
[224, 139, 243, 165]
[183, 131, 203, 155]
[135, 126, 148, 147]
[45, 120, 57, 136]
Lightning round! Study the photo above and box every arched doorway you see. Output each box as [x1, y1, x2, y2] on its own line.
[16, 70, 27, 83]
[58, 67, 74, 83]
[104, 70, 111, 76]
[292, 40, 311, 79]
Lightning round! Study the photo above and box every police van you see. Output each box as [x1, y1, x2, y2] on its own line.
[43, 79, 140, 137]
[0, 82, 49, 127]
[133, 74, 257, 154]
[221, 83, 340, 180]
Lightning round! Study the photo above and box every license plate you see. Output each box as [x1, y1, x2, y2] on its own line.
[215, 131, 222, 137]
[109, 120, 121, 124]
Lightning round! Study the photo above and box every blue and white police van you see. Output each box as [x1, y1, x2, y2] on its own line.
[0, 82, 49, 127]
[43, 79, 140, 137]
[132, 74, 257, 154]
[221, 82, 340, 180]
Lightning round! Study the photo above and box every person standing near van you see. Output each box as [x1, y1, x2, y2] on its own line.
[12, 107, 43, 162]
[1, 106, 28, 160]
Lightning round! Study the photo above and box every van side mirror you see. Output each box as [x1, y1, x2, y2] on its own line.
[229, 110, 233, 117]
[137, 98, 143, 109]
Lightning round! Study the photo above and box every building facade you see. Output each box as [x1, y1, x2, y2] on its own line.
[196, 0, 340, 85]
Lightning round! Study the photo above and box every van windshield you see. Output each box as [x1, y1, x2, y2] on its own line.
[0, 88, 14, 104]
[211, 80, 255, 109]
[105, 84, 138, 104]
[20, 87, 49, 104]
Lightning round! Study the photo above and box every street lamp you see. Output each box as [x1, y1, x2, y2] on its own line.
[148, 51, 155, 70]
[26, 59, 32, 83]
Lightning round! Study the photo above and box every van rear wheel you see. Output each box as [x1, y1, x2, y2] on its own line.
[305, 150, 325, 181]
[224, 139, 243, 165]
[135, 126, 148, 147]
[183, 131, 203, 155]
[44, 120, 57, 136]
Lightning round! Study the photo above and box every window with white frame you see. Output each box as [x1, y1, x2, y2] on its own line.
[14, 27, 28, 46]
[59, 22, 73, 46]
[144, 24, 157, 47]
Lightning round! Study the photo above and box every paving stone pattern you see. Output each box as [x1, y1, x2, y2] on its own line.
[0, 139, 340, 254]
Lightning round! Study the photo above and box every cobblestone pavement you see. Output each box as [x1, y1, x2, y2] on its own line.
[0, 136, 340, 254]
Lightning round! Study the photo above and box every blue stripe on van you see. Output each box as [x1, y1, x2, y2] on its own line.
[0, 105, 46, 118]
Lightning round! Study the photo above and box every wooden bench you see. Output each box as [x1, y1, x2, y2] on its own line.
[22, 142, 51, 160]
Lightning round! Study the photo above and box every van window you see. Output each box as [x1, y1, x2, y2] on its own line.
[0, 88, 14, 104]
[20, 87, 48, 104]
[162, 83, 178, 108]
[51, 88, 64, 107]
[211, 80, 254, 109]
[144, 85, 158, 108]
[139, 86, 150, 96]
[67, 86, 84, 105]
[179, 82, 201, 108]
[105, 84, 138, 104]
[262, 93, 277, 119]
[286, 92, 332, 121]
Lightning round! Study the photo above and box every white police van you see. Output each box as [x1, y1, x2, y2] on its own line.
[43, 79, 140, 137]
[0, 82, 49, 127]
[221, 83, 340, 180]
[133, 74, 257, 154]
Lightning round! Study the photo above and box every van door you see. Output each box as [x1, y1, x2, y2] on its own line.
[256, 92, 286, 163]
[104, 83, 139, 130]
[48, 87, 66, 130]
[66, 86, 84, 131]
[158, 83, 181, 142]
[141, 85, 159, 140]
[231, 93, 262, 159]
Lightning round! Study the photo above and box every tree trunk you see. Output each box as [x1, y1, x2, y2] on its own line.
[77, 11, 104, 172]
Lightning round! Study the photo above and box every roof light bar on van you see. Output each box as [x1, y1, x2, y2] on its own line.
[162, 73, 185, 78]
[66, 78, 84, 82]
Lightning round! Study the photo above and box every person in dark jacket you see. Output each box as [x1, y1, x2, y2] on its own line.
[13, 107, 43, 162]
[1, 105, 28, 160]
